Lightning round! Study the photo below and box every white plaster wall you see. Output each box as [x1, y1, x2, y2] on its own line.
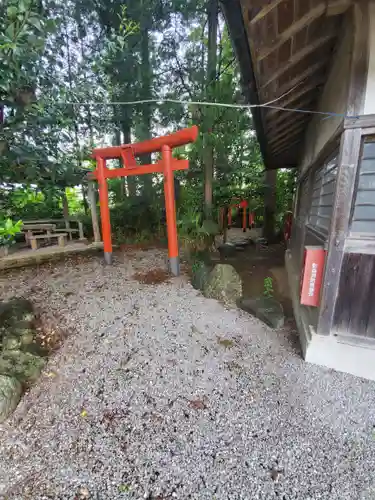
[299, 18, 353, 174]
[364, 3, 375, 114]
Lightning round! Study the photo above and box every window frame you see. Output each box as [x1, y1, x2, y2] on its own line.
[349, 134, 375, 239]
[306, 149, 340, 240]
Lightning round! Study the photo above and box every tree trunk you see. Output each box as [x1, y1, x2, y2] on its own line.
[87, 181, 101, 242]
[113, 105, 126, 197]
[62, 190, 70, 220]
[122, 121, 137, 197]
[263, 169, 277, 242]
[139, 7, 153, 197]
[64, 19, 81, 170]
[82, 185, 89, 215]
[204, 0, 218, 220]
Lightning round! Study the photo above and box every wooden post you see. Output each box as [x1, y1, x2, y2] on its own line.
[162, 145, 179, 276]
[223, 206, 228, 243]
[61, 189, 72, 240]
[78, 221, 85, 241]
[263, 169, 277, 242]
[97, 158, 112, 264]
[242, 205, 247, 232]
[87, 181, 101, 243]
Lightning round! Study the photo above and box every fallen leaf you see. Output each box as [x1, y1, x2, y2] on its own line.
[217, 337, 234, 348]
[80, 409, 88, 418]
[76, 486, 90, 499]
[270, 467, 284, 482]
[189, 399, 207, 410]
[118, 484, 130, 492]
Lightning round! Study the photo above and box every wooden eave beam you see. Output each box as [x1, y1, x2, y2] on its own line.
[267, 58, 328, 104]
[257, 3, 327, 61]
[249, 0, 284, 25]
[261, 34, 335, 89]
[268, 120, 307, 146]
[326, 0, 351, 16]
[266, 97, 315, 131]
[270, 131, 304, 153]
[268, 115, 307, 141]
[266, 78, 323, 118]
[271, 138, 302, 156]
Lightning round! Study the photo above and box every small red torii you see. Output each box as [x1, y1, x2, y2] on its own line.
[219, 199, 254, 233]
[90, 126, 198, 276]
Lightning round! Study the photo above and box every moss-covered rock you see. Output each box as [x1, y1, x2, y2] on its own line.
[203, 264, 242, 306]
[0, 350, 45, 385]
[191, 260, 213, 291]
[0, 298, 35, 342]
[0, 375, 22, 423]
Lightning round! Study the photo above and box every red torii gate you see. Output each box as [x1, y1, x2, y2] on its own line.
[219, 199, 251, 233]
[90, 126, 198, 276]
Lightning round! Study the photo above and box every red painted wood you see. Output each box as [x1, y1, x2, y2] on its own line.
[97, 158, 112, 254]
[90, 159, 188, 180]
[92, 126, 198, 160]
[300, 247, 325, 307]
[162, 145, 179, 259]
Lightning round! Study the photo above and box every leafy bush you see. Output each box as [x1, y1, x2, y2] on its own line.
[0, 219, 23, 247]
[263, 277, 274, 298]
[110, 196, 162, 237]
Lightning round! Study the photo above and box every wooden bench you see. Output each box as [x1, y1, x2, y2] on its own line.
[29, 233, 68, 250]
[53, 226, 85, 240]
[23, 220, 85, 241]
[22, 224, 57, 245]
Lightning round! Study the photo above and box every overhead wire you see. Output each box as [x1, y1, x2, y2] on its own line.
[54, 98, 359, 120]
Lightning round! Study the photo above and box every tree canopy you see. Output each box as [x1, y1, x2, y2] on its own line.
[0, 0, 295, 234]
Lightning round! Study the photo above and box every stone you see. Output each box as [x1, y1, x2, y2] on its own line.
[191, 260, 213, 291]
[0, 375, 22, 423]
[238, 297, 284, 329]
[2, 330, 35, 351]
[0, 298, 35, 341]
[269, 267, 290, 299]
[0, 298, 34, 325]
[203, 264, 242, 306]
[234, 240, 250, 249]
[217, 242, 237, 258]
[199, 220, 219, 236]
[0, 350, 46, 385]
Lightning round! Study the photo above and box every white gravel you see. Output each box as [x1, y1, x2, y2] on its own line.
[0, 249, 375, 500]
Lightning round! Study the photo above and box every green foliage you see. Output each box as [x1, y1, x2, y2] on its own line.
[263, 277, 274, 299]
[0, 0, 295, 240]
[0, 219, 22, 247]
[65, 188, 84, 215]
[1, 186, 62, 220]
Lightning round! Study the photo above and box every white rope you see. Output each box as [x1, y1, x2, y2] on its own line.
[52, 98, 359, 120]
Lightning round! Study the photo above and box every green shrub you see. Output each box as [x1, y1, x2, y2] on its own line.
[0, 219, 23, 247]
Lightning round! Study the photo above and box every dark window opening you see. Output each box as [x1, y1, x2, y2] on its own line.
[308, 152, 339, 238]
[351, 137, 375, 236]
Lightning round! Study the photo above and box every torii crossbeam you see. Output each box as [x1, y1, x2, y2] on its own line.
[90, 126, 198, 276]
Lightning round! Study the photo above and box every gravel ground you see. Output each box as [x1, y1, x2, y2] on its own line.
[0, 249, 375, 500]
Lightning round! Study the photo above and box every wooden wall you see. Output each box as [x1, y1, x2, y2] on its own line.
[333, 252, 375, 338]
[289, 2, 374, 340]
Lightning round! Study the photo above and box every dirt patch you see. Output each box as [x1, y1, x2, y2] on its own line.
[219, 241, 294, 319]
[119, 241, 167, 252]
[34, 313, 67, 354]
[132, 268, 171, 285]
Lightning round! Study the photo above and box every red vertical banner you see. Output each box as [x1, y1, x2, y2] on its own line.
[300, 246, 325, 307]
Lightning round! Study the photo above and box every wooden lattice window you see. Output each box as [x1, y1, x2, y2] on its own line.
[308, 152, 339, 236]
[351, 138, 375, 235]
